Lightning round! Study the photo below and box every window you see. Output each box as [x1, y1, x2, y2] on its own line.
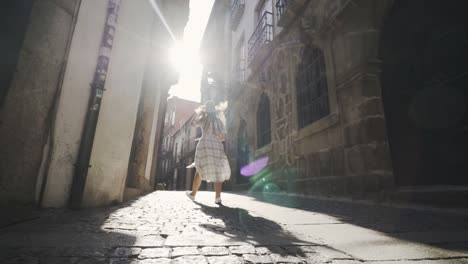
[234, 38, 246, 82]
[257, 93, 271, 148]
[296, 45, 330, 128]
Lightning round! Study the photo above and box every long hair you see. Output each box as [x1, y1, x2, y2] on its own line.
[193, 101, 227, 137]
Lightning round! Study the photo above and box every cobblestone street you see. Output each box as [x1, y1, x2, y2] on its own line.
[2, 191, 468, 263]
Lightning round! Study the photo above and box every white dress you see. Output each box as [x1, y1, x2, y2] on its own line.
[194, 126, 231, 183]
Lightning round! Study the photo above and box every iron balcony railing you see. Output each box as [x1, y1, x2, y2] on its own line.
[275, 0, 289, 21]
[248, 11, 273, 62]
[230, 0, 245, 30]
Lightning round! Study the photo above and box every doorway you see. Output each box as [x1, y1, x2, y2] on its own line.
[380, 0, 468, 186]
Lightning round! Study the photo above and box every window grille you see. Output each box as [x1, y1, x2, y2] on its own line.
[296, 45, 330, 128]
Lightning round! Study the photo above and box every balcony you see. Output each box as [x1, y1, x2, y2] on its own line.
[230, 0, 245, 30]
[275, 0, 289, 22]
[275, 0, 309, 28]
[248, 11, 273, 65]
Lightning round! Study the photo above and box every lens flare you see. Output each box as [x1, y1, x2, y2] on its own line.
[240, 157, 269, 176]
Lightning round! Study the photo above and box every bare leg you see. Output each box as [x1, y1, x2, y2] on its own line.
[214, 182, 222, 199]
[191, 171, 202, 197]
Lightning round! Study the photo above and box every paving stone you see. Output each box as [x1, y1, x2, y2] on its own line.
[112, 247, 142, 257]
[3, 257, 39, 264]
[256, 247, 271, 255]
[296, 246, 319, 254]
[138, 248, 171, 259]
[171, 247, 199, 257]
[229, 245, 256, 254]
[243, 254, 274, 264]
[200, 246, 230, 256]
[38, 257, 87, 264]
[109, 258, 138, 264]
[172, 255, 208, 264]
[313, 247, 350, 260]
[284, 246, 305, 255]
[302, 252, 329, 264]
[263, 246, 288, 255]
[139, 258, 171, 264]
[270, 253, 306, 263]
[207, 255, 243, 264]
[72, 258, 109, 264]
[133, 235, 166, 247]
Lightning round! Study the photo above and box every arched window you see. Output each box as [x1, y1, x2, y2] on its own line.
[296, 45, 330, 128]
[257, 93, 271, 148]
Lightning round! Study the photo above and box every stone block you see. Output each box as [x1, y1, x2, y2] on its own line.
[343, 117, 387, 147]
[345, 147, 365, 175]
[328, 178, 346, 197]
[327, 127, 343, 147]
[207, 255, 243, 264]
[348, 176, 364, 198]
[172, 256, 208, 264]
[243, 254, 274, 263]
[329, 147, 345, 176]
[361, 143, 392, 172]
[139, 259, 171, 264]
[171, 247, 199, 257]
[305, 180, 317, 195]
[360, 76, 383, 98]
[270, 253, 304, 263]
[307, 153, 321, 177]
[138, 248, 171, 259]
[200, 247, 229, 256]
[109, 259, 138, 264]
[229, 245, 256, 255]
[377, 173, 395, 191]
[360, 174, 380, 195]
[358, 98, 384, 117]
[318, 150, 331, 177]
[112, 247, 141, 257]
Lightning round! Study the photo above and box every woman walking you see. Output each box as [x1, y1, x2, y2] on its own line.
[186, 101, 231, 204]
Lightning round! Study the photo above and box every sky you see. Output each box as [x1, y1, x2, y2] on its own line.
[168, 0, 215, 103]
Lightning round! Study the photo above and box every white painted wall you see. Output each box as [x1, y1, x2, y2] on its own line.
[82, 0, 156, 207]
[41, 0, 107, 208]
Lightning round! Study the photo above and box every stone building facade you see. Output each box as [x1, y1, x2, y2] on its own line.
[200, 0, 231, 104]
[0, 0, 189, 207]
[158, 97, 200, 190]
[204, 0, 468, 203]
[169, 114, 201, 191]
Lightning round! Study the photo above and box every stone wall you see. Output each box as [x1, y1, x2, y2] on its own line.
[0, 0, 79, 206]
[226, 0, 395, 198]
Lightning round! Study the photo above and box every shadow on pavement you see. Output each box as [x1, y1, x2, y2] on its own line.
[242, 192, 468, 251]
[193, 200, 311, 257]
[0, 203, 138, 263]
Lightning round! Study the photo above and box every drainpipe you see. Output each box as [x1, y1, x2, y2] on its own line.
[69, 0, 121, 208]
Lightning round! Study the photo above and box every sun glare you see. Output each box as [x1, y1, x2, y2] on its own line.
[168, 0, 215, 102]
[169, 42, 200, 74]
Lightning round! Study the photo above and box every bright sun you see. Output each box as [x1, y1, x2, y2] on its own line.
[168, 40, 203, 101]
[169, 42, 185, 72]
[167, 0, 215, 102]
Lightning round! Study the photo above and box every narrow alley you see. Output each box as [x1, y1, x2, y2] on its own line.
[2, 191, 468, 263]
[2, 0, 468, 263]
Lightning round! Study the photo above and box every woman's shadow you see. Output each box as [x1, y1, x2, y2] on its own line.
[193, 201, 309, 257]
